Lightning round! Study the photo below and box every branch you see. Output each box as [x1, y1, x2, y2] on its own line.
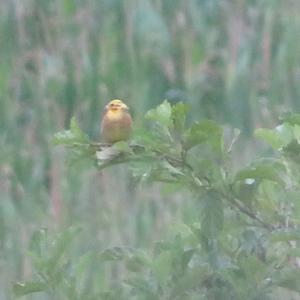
[73, 141, 277, 231]
[227, 195, 275, 231]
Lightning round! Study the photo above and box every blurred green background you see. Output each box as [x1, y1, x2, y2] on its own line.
[0, 0, 300, 298]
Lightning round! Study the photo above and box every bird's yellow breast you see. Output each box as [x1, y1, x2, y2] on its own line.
[101, 99, 132, 143]
[105, 109, 124, 121]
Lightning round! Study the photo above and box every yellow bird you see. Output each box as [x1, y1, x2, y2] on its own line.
[101, 99, 133, 144]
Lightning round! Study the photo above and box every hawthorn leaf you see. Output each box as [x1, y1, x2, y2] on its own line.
[255, 128, 284, 149]
[13, 281, 48, 298]
[146, 100, 172, 127]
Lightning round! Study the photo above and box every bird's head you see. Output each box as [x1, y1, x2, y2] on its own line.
[105, 99, 129, 112]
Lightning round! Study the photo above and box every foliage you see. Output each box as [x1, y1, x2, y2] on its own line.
[14, 102, 300, 299]
[1, 0, 300, 299]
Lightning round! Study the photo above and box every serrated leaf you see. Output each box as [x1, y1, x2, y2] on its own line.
[255, 128, 284, 149]
[52, 129, 77, 145]
[146, 100, 172, 127]
[184, 120, 223, 154]
[13, 281, 48, 297]
[132, 127, 160, 148]
[52, 117, 89, 145]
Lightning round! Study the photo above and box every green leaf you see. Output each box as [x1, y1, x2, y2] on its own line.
[276, 123, 294, 145]
[46, 226, 81, 276]
[70, 117, 88, 141]
[62, 0, 76, 15]
[124, 277, 158, 298]
[235, 160, 286, 185]
[171, 102, 189, 134]
[133, 127, 160, 148]
[125, 251, 150, 272]
[280, 112, 300, 126]
[52, 117, 89, 145]
[145, 100, 172, 127]
[236, 255, 267, 285]
[73, 251, 95, 279]
[282, 140, 300, 164]
[151, 250, 172, 286]
[293, 125, 300, 143]
[272, 268, 300, 293]
[255, 128, 284, 149]
[183, 120, 223, 154]
[270, 230, 300, 242]
[181, 249, 195, 272]
[99, 247, 130, 262]
[200, 191, 224, 238]
[287, 248, 300, 258]
[112, 141, 133, 154]
[28, 229, 48, 271]
[170, 265, 211, 298]
[13, 281, 48, 297]
[52, 129, 77, 145]
[233, 180, 258, 206]
[161, 160, 184, 176]
[29, 228, 48, 258]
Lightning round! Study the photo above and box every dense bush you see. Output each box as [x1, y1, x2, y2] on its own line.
[14, 102, 300, 299]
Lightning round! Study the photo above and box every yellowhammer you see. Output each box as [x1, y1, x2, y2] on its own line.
[101, 99, 132, 144]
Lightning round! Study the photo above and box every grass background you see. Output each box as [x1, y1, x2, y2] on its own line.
[0, 0, 300, 298]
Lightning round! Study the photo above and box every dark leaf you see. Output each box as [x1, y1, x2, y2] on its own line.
[171, 102, 189, 134]
[200, 191, 224, 239]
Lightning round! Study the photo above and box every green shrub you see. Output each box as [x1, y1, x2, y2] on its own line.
[13, 102, 300, 299]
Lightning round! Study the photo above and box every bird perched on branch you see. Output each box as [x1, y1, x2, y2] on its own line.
[101, 99, 132, 144]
